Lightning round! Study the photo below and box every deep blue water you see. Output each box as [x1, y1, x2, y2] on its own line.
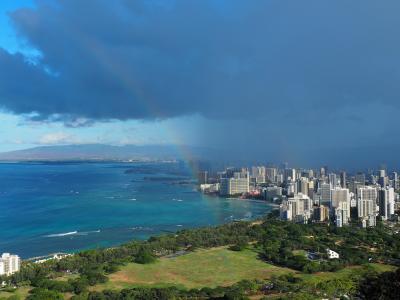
[0, 162, 272, 258]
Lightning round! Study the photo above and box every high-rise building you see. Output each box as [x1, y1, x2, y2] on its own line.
[0, 253, 21, 276]
[320, 167, 326, 177]
[357, 186, 378, 226]
[335, 208, 343, 227]
[297, 177, 309, 196]
[378, 168, 388, 187]
[319, 183, 331, 207]
[349, 180, 364, 194]
[328, 173, 338, 188]
[280, 193, 312, 223]
[392, 172, 399, 190]
[340, 171, 346, 188]
[313, 205, 329, 222]
[265, 167, 277, 182]
[331, 188, 351, 226]
[251, 166, 266, 183]
[219, 171, 250, 196]
[275, 174, 284, 184]
[308, 180, 315, 199]
[335, 200, 351, 227]
[379, 187, 395, 220]
[355, 172, 366, 185]
[264, 186, 282, 201]
[286, 181, 296, 196]
[284, 168, 296, 182]
[301, 169, 313, 179]
[331, 188, 350, 208]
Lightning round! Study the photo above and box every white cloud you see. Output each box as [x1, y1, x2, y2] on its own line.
[38, 132, 77, 145]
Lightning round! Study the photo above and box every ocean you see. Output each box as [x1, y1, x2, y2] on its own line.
[0, 162, 272, 258]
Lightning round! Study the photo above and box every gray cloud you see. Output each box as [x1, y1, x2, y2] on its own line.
[0, 0, 399, 121]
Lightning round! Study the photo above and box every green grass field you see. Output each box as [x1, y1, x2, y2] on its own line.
[92, 246, 397, 294]
[93, 247, 293, 291]
[0, 286, 31, 299]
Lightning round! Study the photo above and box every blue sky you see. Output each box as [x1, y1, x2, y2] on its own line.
[0, 1, 29, 54]
[0, 0, 399, 168]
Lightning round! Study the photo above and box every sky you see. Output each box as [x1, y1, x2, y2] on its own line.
[0, 0, 399, 168]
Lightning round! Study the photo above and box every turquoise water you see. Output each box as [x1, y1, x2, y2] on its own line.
[0, 162, 272, 258]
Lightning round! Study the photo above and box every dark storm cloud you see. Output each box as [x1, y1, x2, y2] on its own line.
[1, 0, 399, 123]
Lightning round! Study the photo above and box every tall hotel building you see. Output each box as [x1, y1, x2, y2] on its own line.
[0, 253, 21, 276]
[220, 171, 250, 196]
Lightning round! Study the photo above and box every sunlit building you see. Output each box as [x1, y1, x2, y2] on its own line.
[0, 253, 20, 276]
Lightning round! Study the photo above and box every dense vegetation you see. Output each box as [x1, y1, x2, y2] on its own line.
[1, 212, 399, 299]
[358, 268, 400, 299]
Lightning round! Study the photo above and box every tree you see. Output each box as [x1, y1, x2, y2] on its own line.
[26, 288, 64, 300]
[134, 248, 157, 264]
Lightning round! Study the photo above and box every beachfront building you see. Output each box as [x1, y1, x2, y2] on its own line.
[0, 253, 21, 276]
[200, 183, 220, 194]
[219, 171, 250, 196]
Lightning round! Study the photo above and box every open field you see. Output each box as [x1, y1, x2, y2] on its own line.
[92, 246, 396, 293]
[92, 247, 293, 291]
[0, 286, 31, 299]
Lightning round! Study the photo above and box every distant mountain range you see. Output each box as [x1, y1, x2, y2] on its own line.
[0, 144, 215, 162]
[0, 143, 397, 171]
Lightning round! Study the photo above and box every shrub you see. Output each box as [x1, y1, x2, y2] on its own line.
[134, 248, 157, 264]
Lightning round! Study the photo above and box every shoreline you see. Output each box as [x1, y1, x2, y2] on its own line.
[24, 207, 278, 262]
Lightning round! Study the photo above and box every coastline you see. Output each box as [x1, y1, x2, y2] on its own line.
[24, 203, 278, 262]
[0, 162, 272, 259]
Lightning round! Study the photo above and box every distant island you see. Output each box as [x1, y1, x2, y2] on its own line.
[0, 144, 214, 162]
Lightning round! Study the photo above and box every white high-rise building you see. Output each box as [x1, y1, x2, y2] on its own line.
[280, 193, 312, 223]
[284, 168, 296, 182]
[331, 188, 350, 209]
[379, 187, 395, 220]
[275, 174, 284, 184]
[331, 188, 351, 226]
[219, 171, 250, 196]
[265, 167, 277, 182]
[329, 173, 338, 188]
[0, 253, 21, 276]
[251, 166, 266, 183]
[357, 186, 378, 226]
[392, 172, 398, 190]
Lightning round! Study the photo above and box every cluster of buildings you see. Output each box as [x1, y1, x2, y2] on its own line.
[0, 253, 20, 276]
[198, 164, 399, 228]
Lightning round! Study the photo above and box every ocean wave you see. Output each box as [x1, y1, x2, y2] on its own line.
[45, 231, 78, 237]
[45, 230, 100, 237]
[76, 230, 101, 236]
[131, 226, 153, 231]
